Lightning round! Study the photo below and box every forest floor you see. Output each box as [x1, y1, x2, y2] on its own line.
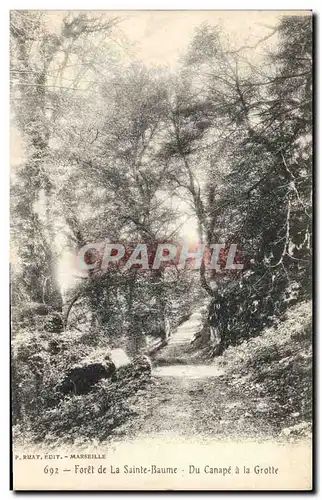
[113, 306, 312, 443]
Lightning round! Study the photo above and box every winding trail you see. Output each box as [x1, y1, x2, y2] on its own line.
[126, 309, 279, 441]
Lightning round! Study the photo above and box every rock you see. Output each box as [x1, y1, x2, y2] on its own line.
[110, 348, 130, 369]
[281, 421, 311, 438]
[114, 355, 152, 381]
[57, 360, 116, 395]
[132, 355, 152, 375]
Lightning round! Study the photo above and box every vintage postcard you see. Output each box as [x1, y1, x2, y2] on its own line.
[10, 10, 313, 491]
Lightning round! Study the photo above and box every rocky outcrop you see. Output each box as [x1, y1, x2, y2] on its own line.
[110, 348, 131, 369]
[57, 359, 116, 395]
[113, 355, 152, 382]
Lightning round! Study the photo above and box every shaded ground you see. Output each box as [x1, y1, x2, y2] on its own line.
[119, 309, 287, 442]
[130, 371, 280, 440]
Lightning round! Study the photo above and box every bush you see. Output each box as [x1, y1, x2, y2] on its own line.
[218, 301, 312, 429]
[12, 328, 152, 445]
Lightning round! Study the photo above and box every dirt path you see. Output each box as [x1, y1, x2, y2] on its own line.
[125, 309, 280, 441]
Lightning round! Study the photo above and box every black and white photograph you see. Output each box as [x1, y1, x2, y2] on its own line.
[10, 9, 313, 490]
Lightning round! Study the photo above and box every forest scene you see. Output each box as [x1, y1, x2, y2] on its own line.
[10, 11, 312, 448]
